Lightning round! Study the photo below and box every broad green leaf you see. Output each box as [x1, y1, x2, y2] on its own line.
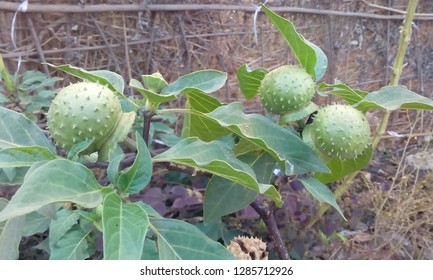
[317, 82, 368, 105]
[142, 72, 168, 93]
[22, 210, 51, 237]
[182, 88, 229, 141]
[195, 219, 226, 241]
[279, 101, 319, 123]
[0, 198, 25, 260]
[49, 224, 91, 260]
[20, 70, 61, 90]
[234, 137, 262, 156]
[0, 107, 55, 151]
[98, 111, 136, 161]
[153, 137, 281, 206]
[204, 177, 256, 223]
[315, 146, 373, 184]
[90, 70, 125, 94]
[136, 201, 162, 218]
[117, 132, 152, 194]
[204, 152, 276, 223]
[46, 64, 125, 96]
[102, 193, 149, 260]
[107, 152, 124, 185]
[304, 39, 328, 81]
[0, 146, 56, 168]
[355, 85, 433, 113]
[0, 215, 24, 260]
[299, 177, 345, 219]
[49, 208, 80, 247]
[236, 64, 268, 99]
[207, 102, 329, 175]
[130, 78, 176, 103]
[0, 167, 27, 185]
[67, 139, 93, 161]
[261, 4, 317, 79]
[141, 239, 159, 260]
[0, 159, 103, 222]
[161, 70, 227, 94]
[149, 217, 235, 260]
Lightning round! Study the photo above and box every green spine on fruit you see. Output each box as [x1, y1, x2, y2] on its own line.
[47, 82, 122, 154]
[259, 65, 315, 114]
[310, 104, 371, 160]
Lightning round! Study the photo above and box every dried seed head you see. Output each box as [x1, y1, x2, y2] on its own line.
[226, 236, 268, 260]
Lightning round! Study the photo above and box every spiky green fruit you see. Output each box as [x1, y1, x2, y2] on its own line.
[47, 82, 122, 154]
[259, 65, 315, 114]
[310, 104, 371, 160]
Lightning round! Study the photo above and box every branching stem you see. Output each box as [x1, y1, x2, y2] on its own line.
[308, 0, 419, 228]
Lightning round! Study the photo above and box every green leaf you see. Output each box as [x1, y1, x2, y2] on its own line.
[299, 177, 345, 219]
[261, 4, 317, 79]
[49, 208, 80, 248]
[149, 217, 235, 260]
[22, 210, 52, 237]
[317, 82, 369, 105]
[98, 111, 136, 161]
[135, 201, 162, 218]
[117, 132, 152, 194]
[355, 85, 433, 112]
[0, 159, 103, 222]
[236, 64, 268, 99]
[279, 101, 319, 123]
[49, 224, 92, 260]
[90, 70, 125, 94]
[0, 167, 27, 185]
[315, 146, 373, 184]
[182, 88, 229, 141]
[107, 152, 124, 185]
[161, 70, 227, 94]
[206, 102, 329, 175]
[204, 151, 276, 223]
[142, 72, 168, 93]
[102, 193, 150, 260]
[0, 146, 57, 168]
[130, 78, 176, 103]
[141, 239, 159, 260]
[304, 40, 328, 81]
[153, 137, 281, 206]
[0, 107, 55, 151]
[46, 64, 125, 95]
[67, 139, 94, 161]
[0, 199, 25, 260]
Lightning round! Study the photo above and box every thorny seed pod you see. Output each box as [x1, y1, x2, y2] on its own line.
[47, 82, 122, 154]
[309, 104, 372, 160]
[259, 65, 315, 114]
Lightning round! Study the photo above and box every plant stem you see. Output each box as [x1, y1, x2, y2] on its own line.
[307, 0, 419, 228]
[142, 109, 155, 146]
[250, 200, 290, 260]
[372, 0, 418, 147]
[0, 54, 14, 92]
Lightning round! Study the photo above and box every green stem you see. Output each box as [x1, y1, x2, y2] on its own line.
[0, 54, 14, 92]
[308, 0, 419, 228]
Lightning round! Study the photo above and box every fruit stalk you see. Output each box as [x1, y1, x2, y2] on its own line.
[308, 0, 419, 228]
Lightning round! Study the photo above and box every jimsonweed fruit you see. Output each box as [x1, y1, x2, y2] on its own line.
[47, 82, 122, 154]
[259, 65, 315, 114]
[309, 104, 371, 160]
